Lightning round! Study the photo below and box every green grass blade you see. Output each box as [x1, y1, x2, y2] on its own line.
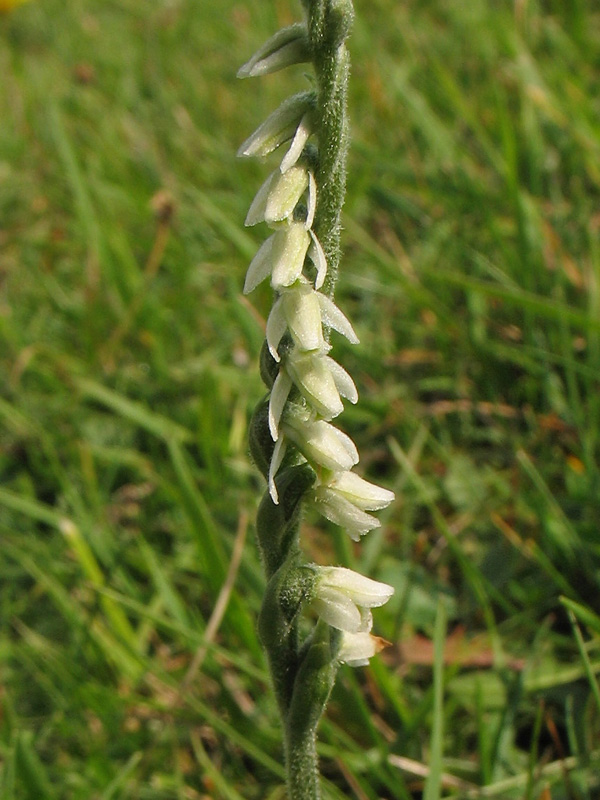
[423, 602, 447, 800]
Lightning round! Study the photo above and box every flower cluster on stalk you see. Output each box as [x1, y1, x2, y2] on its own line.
[239, 20, 394, 667]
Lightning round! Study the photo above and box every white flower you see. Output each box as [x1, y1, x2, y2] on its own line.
[267, 413, 360, 502]
[285, 351, 357, 420]
[245, 167, 309, 227]
[266, 282, 326, 361]
[244, 221, 310, 294]
[282, 413, 359, 471]
[313, 471, 394, 541]
[313, 490, 379, 539]
[266, 281, 358, 363]
[312, 566, 393, 633]
[237, 23, 309, 79]
[237, 91, 315, 161]
[322, 471, 395, 510]
[270, 223, 311, 290]
[337, 631, 390, 667]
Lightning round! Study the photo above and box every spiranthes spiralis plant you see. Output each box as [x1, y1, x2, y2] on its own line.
[238, 1, 394, 797]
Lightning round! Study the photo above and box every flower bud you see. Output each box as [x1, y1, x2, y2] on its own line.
[245, 167, 309, 227]
[237, 23, 310, 79]
[237, 91, 316, 160]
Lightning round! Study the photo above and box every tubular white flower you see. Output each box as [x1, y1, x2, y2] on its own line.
[312, 471, 394, 539]
[285, 351, 344, 420]
[245, 166, 309, 227]
[282, 413, 359, 471]
[337, 631, 390, 667]
[320, 470, 395, 511]
[244, 222, 310, 295]
[312, 566, 393, 633]
[271, 222, 311, 289]
[313, 486, 381, 540]
[285, 288, 325, 353]
[237, 91, 315, 160]
[267, 281, 326, 361]
[237, 23, 309, 79]
[266, 282, 358, 363]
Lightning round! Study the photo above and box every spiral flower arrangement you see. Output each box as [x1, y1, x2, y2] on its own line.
[238, 1, 394, 796]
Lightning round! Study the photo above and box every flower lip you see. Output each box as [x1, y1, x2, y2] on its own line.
[337, 631, 391, 667]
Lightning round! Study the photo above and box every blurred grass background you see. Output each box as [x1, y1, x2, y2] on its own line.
[1, 0, 600, 797]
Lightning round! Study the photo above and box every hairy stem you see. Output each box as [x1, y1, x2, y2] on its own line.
[306, 0, 353, 298]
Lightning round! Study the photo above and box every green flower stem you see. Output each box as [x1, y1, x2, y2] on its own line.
[284, 622, 339, 800]
[305, 0, 354, 298]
